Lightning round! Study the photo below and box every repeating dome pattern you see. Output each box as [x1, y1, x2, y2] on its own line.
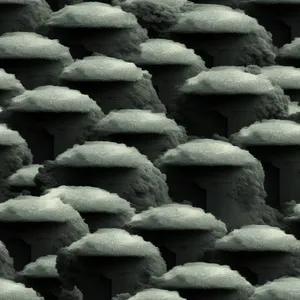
[0, 1, 300, 300]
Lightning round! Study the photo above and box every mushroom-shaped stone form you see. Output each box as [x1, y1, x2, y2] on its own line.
[0, 278, 44, 300]
[17, 255, 62, 300]
[16, 255, 82, 300]
[250, 277, 300, 300]
[165, 4, 276, 68]
[0, 195, 89, 272]
[112, 0, 186, 38]
[260, 66, 300, 105]
[150, 262, 255, 300]
[175, 67, 288, 138]
[0, 240, 15, 280]
[0, 0, 51, 34]
[123, 288, 187, 300]
[35, 141, 172, 212]
[0, 69, 24, 108]
[89, 109, 187, 162]
[60, 56, 165, 113]
[232, 0, 300, 48]
[230, 119, 300, 209]
[155, 139, 282, 230]
[212, 225, 300, 285]
[7, 164, 41, 198]
[17, 258, 83, 300]
[0, 124, 32, 180]
[56, 228, 167, 300]
[2, 85, 104, 163]
[0, 32, 73, 90]
[42, 2, 148, 60]
[43, 186, 135, 232]
[276, 38, 300, 67]
[127, 39, 206, 116]
[126, 203, 227, 270]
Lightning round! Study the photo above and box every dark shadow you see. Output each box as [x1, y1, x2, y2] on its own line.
[60, 80, 134, 114]
[266, 20, 291, 48]
[0, 59, 60, 90]
[29, 128, 55, 164]
[262, 162, 280, 209]
[5, 111, 87, 163]
[9, 126, 54, 164]
[22, 277, 61, 300]
[194, 50, 214, 68]
[50, 167, 136, 191]
[284, 89, 300, 105]
[45, 0, 60, 11]
[167, 178, 207, 210]
[158, 246, 176, 271]
[249, 4, 292, 47]
[0, 221, 65, 271]
[276, 57, 300, 68]
[165, 165, 239, 210]
[80, 212, 116, 232]
[247, 145, 300, 209]
[287, 221, 300, 240]
[0, 90, 17, 108]
[235, 267, 258, 285]
[170, 32, 243, 49]
[216, 250, 289, 286]
[175, 288, 236, 300]
[257, 18, 291, 48]
[0, 4, 27, 34]
[179, 94, 250, 138]
[38, 164, 163, 212]
[1, 238, 31, 271]
[9, 186, 40, 196]
[190, 0, 234, 4]
[74, 256, 144, 300]
[132, 229, 207, 270]
[46, 26, 136, 58]
[75, 271, 112, 300]
[69, 44, 93, 60]
[194, 111, 228, 138]
[153, 84, 160, 96]
[101, 132, 166, 161]
[170, 32, 244, 67]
